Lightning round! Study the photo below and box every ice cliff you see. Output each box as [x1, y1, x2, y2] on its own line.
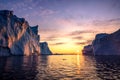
[82, 29, 120, 55]
[0, 10, 40, 56]
[40, 42, 52, 55]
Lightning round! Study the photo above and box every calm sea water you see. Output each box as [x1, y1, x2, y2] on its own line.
[0, 55, 120, 80]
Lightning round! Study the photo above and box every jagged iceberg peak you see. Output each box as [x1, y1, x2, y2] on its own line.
[30, 25, 39, 35]
[0, 10, 40, 56]
[30, 25, 40, 41]
[0, 10, 13, 17]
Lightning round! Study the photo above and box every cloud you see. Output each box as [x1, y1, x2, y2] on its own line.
[39, 9, 57, 16]
[75, 40, 93, 45]
[72, 36, 83, 40]
[50, 42, 65, 45]
[68, 30, 97, 36]
[39, 28, 57, 33]
[93, 18, 120, 27]
[43, 35, 58, 41]
[86, 40, 93, 44]
[39, 28, 64, 41]
[75, 42, 86, 45]
[25, 8, 57, 18]
[56, 18, 76, 28]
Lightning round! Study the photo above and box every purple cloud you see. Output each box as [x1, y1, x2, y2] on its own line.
[68, 30, 97, 36]
[93, 18, 120, 27]
[75, 40, 93, 45]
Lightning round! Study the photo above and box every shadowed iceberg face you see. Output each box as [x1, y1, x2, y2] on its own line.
[82, 45, 93, 55]
[83, 29, 120, 55]
[40, 42, 52, 55]
[92, 29, 120, 55]
[0, 10, 40, 56]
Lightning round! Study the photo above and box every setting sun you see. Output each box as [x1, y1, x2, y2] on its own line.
[48, 37, 84, 54]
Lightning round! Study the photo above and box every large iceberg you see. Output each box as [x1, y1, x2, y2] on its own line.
[82, 29, 120, 55]
[0, 10, 40, 56]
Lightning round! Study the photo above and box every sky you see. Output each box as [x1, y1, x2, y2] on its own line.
[0, 0, 120, 54]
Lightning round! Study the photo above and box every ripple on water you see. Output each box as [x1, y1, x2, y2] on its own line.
[1, 55, 120, 80]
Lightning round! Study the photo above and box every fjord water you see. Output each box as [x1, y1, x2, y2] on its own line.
[0, 55, 120, 80]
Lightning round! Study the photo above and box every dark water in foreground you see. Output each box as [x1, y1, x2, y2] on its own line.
[1, 55, 120, 80]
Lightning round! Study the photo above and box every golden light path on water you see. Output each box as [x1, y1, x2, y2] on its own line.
[36, 54, 100, 79]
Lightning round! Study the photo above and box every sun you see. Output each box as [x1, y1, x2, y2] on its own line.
[76, 50, 80, 53]
[76, 50, 82, 55]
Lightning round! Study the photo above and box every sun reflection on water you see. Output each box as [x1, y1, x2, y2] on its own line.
[76, 54, 85, 74]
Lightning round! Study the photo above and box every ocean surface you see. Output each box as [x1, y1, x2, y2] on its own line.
[0, 55, 120, 80]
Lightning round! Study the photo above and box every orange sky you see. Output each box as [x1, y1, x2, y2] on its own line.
[40, 22, 120, 54]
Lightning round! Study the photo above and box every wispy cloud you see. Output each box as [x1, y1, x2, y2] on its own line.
[43, 35, 58, 41]
[86, 40, 93, 44]
[56, 18, 77, 29]
[50, 42, 65, 45]
[72, 36, 83, 40]
[75, 42, 86, 45]
[39, 28, 57, 33]
[75, 40, 93, 45]
[39, 9, 57, 16]
[68, 30, 97, 36]
[93, 18, 120, 27]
